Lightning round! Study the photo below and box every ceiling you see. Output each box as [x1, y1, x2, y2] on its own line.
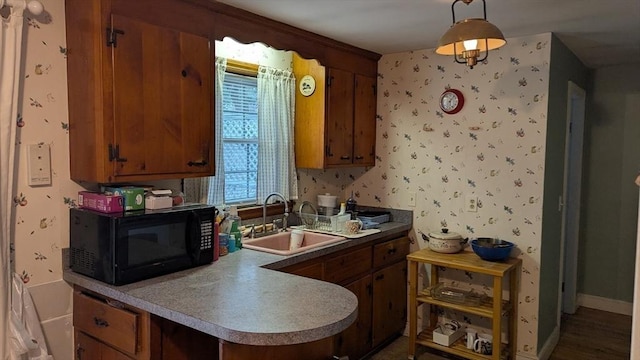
[215, 0, 640, 69]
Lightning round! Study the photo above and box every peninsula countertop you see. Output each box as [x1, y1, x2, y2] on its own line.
[63, 220, 411, 346]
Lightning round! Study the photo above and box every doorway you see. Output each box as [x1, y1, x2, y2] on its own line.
[559, 81, 586, 314]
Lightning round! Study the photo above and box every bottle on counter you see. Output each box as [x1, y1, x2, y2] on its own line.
[346, 191, 357, 212]
[337, 202, 346, 215]
[228, 205, 242, 250]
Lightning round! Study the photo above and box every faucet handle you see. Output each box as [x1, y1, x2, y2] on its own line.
[273, 218, 283, 232]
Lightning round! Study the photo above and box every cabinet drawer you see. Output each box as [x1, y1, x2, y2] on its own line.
[325, 247, 371, 284]
[73, 292, 139, 355]
[284, 262, 324, 280]
[373, 236, 410, 268]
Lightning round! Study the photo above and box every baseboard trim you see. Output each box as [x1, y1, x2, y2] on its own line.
[534, 325, 560, 360]
[577, 293, 633, 316]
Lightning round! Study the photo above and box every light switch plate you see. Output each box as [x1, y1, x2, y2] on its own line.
[27, 144, 52, 186]
[408, 192, 416, 207]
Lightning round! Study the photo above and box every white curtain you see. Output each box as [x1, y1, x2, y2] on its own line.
[1, 3, 25, 359]
[256, 66, 298, 203]
[184, 57, 227, 205]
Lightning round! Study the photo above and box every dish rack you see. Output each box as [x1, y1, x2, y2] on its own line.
[299, 213, 350, 233]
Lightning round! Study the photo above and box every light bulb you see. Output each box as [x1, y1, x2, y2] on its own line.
[463, 39, 478, 50]
[26, 0, 44, 15]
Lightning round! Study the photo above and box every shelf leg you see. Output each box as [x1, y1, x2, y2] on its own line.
[492, 276, 503, 360]
[408, 259, 418, 360]
[429, 264, 439, 328]
[508, 263, 521, 359]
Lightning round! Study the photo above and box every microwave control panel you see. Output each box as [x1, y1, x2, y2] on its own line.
[201, 219, 213, 250]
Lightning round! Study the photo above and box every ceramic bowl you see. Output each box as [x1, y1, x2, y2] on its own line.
[470, 239, 515, 261]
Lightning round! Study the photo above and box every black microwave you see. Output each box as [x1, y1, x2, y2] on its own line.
[70, 204, 215, 285]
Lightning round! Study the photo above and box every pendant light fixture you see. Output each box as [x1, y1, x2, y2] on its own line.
[436, 0, 506, 68]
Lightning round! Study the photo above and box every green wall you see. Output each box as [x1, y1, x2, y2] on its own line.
[537, 34, 589, 350]
[580, 64, 640, 302]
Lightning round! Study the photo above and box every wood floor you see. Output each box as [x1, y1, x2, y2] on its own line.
[549, 307, 632, 360]
[371, 307, 632, 360]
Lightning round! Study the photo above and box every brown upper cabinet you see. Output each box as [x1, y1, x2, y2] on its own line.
[293, 54, 377, 169]
[65, 0, 217, 183]
[65, 0, 379, 182]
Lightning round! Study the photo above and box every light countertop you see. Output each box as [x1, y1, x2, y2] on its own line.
[63, 220, 411, 346]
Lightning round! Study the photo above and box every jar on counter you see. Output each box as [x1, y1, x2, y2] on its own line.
[219, 233, 229, 256]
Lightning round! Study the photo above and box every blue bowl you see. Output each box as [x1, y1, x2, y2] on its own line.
[470, 239, 515, 261]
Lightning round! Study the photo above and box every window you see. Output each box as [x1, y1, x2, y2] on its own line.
[222, 72, 258, 204]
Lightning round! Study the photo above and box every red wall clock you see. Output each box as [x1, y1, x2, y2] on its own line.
[439, 89, 464, 114]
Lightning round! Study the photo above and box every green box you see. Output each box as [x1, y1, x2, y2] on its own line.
[102, 186, 145, 211]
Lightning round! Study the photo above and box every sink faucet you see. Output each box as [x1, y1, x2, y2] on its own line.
[262, 192, 289, 236]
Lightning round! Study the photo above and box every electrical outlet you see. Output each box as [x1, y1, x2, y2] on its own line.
[27, 144, 51, 186]
[408, 192, 416, 207]
[466, 195, 478, 212]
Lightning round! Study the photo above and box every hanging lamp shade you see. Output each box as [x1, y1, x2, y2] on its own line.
[436, 18, 506, 55]
[436, 0, 506, 68]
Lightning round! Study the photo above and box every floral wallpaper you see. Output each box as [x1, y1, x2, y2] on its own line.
[338, 33, 551, 357]
[12, 0, 83, 286]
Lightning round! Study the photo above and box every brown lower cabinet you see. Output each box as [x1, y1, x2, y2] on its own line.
[280, 234, 410, 359]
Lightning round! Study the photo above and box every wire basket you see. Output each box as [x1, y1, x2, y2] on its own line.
[299, 213, 351, 233]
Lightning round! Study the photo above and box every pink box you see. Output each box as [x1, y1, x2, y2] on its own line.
[78, 191, 124, 213]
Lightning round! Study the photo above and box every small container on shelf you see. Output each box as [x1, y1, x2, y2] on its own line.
[432, 321, 465, 347]
[428, 283, 482, 306]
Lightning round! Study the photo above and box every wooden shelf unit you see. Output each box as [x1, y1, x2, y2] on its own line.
[407, 249, 522, 360]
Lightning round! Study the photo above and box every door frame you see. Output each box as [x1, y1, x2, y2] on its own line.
[558, 81, 586, 315]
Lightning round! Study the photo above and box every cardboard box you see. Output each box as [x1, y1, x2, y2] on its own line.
[102, 186, 145, 211]
[432, 327, 465, 347]
[145, 195, 173, 210]
[78, 191, 124, 213]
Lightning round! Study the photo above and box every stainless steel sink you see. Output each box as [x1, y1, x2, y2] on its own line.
[242, 230, 345, 255]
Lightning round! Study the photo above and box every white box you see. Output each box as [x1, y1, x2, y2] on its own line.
[432, 327, 465, 347]
[145, 195, 173, 210]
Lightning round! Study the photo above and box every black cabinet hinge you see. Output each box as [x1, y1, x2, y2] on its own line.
[108, 144, 127, 162]
[325, 145, 333, 157]
[327, 75, 332, 87]
[106, 27, 125, 47]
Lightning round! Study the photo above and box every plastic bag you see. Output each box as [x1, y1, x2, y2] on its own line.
[8, 273, 53, 360]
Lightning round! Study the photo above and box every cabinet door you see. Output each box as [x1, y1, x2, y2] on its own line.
[334, 275, 372, 360]
[155, 316, 218, 360]
[111, 14, 213, 178]
[75, 331, 103, 360]
[353, 74, 376, 166]
[372, 261, 408, 348]
[325, 68, 354, 166]
[75, 331, 134, 360]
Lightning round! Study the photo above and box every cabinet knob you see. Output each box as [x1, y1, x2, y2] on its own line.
[355, 155, 364, 160]
[340, 155, 351, 160]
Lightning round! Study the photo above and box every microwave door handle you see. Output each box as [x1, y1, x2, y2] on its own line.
[187, 211, 202, 263]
